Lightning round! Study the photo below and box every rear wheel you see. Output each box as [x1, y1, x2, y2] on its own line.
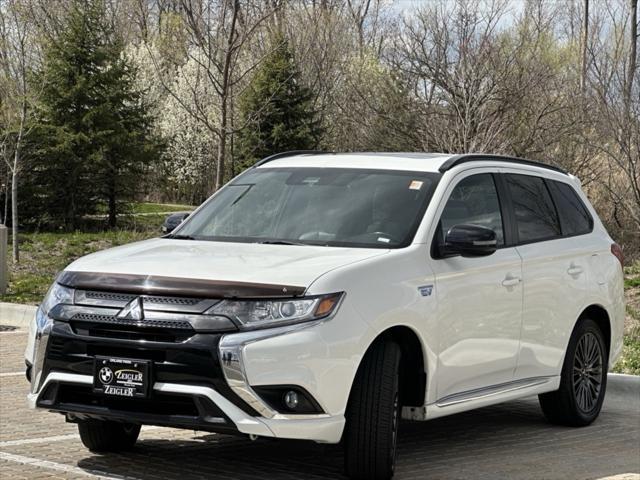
[344, 339, 401, 480]
[539, 318, 607, 426]
[78, 420, 140, 452]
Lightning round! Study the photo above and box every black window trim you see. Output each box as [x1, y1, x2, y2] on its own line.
[544, 178, 594, 239]
[493, 173, 517, 247]
[430, 172, 511, 259]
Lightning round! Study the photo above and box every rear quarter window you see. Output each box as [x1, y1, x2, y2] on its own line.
[546, 180, 593, 236]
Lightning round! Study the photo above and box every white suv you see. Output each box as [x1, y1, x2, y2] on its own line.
[26, 152, 625, 480]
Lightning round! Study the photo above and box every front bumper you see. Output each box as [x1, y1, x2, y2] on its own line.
[28, 319, 346, 443]
[28, 372, 344, 441]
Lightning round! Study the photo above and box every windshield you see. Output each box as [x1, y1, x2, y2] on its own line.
[174, 167, 440, 248]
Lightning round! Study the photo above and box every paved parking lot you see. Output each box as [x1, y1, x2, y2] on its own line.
[1, 326, 639, 480]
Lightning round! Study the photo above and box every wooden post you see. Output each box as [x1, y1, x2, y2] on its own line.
[0, 225, 7, 295]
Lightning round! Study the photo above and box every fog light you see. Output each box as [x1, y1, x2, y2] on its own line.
[253, 385, 324, 414]
[283, 390, 299, 410]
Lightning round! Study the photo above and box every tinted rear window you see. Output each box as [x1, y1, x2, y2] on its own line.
[505, 174, 561, 243]
[547, 180, 593, 236]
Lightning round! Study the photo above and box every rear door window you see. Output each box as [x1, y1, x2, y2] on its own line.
[546, 180, 593, 236]
[505, 174, 561, 243]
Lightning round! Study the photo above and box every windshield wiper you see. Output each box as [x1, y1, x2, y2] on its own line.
[167, 234, 197, 240]
[257, 240, 307, 246]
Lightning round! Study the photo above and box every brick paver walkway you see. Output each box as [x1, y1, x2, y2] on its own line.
[1, 327, 638, 479]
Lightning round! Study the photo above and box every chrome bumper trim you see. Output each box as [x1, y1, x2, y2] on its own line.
[218, 322, 327, 420]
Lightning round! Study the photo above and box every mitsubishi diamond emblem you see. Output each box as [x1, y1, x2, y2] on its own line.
[118, 297, 144, 320]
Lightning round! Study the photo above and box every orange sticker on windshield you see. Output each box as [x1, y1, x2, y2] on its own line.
[409, 180, 423, 190]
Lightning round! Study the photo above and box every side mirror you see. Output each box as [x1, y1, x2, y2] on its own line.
[162, 212, 190, 234]
[443, 224, 497, 257]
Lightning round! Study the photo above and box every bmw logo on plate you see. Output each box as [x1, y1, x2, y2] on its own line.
[418, 285, 433, 297]
[99, 366, 114, 385]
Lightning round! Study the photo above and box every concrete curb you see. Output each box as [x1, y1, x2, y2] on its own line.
[607, 373, 640, 395]
[0, 302, 36, 328]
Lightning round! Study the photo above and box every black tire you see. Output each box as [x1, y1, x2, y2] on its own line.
[539, 318, 608, 426]
[78, 420, 140, 452]
[344, 339, 401, 480]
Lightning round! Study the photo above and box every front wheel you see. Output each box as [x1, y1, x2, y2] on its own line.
[539, 318, 608, 426]
[78, 420, 140, 452]
[344, 339, 401, 480]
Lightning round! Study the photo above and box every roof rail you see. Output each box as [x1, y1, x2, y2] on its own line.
[439, 154, 568, 175]
[253, 150, 329, 167]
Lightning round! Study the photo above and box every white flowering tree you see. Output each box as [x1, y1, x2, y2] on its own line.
[127, 42, 218, 202]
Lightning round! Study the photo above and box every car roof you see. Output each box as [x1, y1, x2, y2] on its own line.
[255, 152, 568, 176]
[257, 152, 451, 173]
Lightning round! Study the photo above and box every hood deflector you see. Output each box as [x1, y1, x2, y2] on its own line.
[57, 271, 306, 299]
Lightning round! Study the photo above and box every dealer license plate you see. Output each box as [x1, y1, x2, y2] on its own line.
[93, 357, 150, 398]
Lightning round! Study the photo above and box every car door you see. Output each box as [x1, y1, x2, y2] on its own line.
[431, 171, 523, 402]
[505, 173, 591, 379]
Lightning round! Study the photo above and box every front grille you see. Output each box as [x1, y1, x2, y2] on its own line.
[84, 291, 136, 302]
[82, 291, 203, 306]
[42, 322, 261, 418]
[82, 326, 183, 343]
[86, 344, 167, 362]
[57, 288, 231, 342]
[48, 337, 66, 358]
[74, 289, 219, 314]
[71, 313, 193, 331]
[144, 296, 203, 306]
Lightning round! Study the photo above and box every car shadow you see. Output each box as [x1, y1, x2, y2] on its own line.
[75, 397, 628, 480]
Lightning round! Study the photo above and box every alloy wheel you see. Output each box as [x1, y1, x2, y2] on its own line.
[572, 332, 603, 413]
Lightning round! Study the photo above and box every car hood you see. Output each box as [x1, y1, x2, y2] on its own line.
[64, 238, 389, 291]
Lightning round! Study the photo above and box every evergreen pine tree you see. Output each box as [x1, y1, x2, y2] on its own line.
[237, 34, 322, 168]
[25, 0, 160, 229]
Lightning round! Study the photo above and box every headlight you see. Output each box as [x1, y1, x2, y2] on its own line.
[209, 293, 343, 330]
[39, 282, 74, 326]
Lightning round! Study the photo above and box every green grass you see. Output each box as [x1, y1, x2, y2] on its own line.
[1, 221, 163, 304]
[613, 322, 640, 375]
[615, 262, 640, 374]
[625, 277, 640, 288]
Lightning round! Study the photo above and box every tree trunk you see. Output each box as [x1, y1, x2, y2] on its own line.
[581, 0, 589, 94]
[625, 0, 638, 112]
[214, 0, 239, 191]
[108, 182, 117, 228]
[11, 101, 25, 263]
[215, 109, 227, 191]
[11, 161, 18, 263]
[3, 164, 8, 225]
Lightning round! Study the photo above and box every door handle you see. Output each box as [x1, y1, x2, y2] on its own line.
[567, 264, 584, 276]
[502, 274, 522, 287]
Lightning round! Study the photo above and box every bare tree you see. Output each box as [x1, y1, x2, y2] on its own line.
[392, 1, 565, 155]
[581, 0, 589, 94]
[584, 0, 640, 253]
[624, 0, 637, 112]
[0, 0, 35, 262]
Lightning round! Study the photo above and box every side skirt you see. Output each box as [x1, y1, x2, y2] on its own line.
[401, 376, 560, 421]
